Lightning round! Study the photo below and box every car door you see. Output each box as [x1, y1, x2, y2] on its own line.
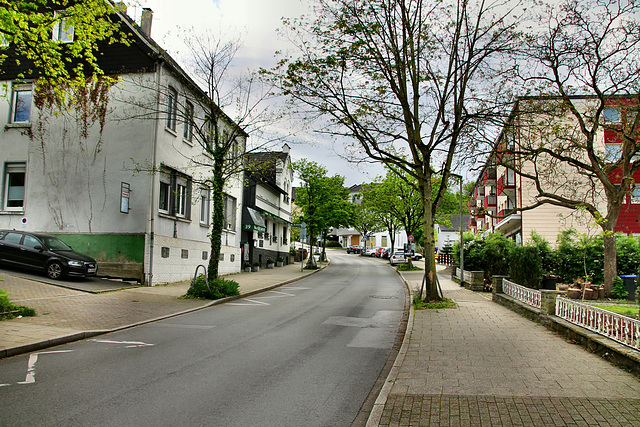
[19, 234, 51, 270]
[0, 231, 25, 265]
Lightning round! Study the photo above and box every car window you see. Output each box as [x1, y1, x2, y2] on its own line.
[22, 235, 42, 249]
[42, 236, 72, 251]
[3, 232, 23, 244]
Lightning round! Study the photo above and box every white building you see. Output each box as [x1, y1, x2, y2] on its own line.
[0, 8, 245, 284]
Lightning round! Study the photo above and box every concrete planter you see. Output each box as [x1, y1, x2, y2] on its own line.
[251, 266, 260, 272]
[276, 261, 283, 267]
[267, 263, 274, 269]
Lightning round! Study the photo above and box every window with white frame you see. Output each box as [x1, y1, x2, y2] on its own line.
[204, 116, 214, 149]
[223, 194, 237, 231]
[166, 87, 177, 131]
[183, 101, 194, 142]
[158, 167, 191, 219]
[603, 107, 620, 123]
[52, 13, 74, 43]
[10, 84, 32, 124]
[632, 184, 640, 204]
[3, 163, 26, 211]
[605, 144, 622, 162]
[200, 188, 210, 224]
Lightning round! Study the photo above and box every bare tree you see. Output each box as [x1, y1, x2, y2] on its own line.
[507, 0, 640, 294]
[265, 0, 523, 300]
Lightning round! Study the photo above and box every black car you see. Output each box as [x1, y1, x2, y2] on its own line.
[0, 230, 97, 280]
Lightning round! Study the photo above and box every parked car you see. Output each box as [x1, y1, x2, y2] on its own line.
[410, 252, 423, 261]
[346, 245, 363, 254]
[365, 247, 378, 256]
[381, 248, 391, 259]
[390, 250, 407, 266]
[375, 247, 388, 257]
[0, 230, 98, 280]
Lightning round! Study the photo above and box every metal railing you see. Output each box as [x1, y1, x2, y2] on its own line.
[556, 297, 640, 351]
[503, 279, 541, 309]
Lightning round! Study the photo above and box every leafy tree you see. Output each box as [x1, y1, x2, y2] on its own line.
[0, 0, 128, 101]
[265, 0, 522, 300]
[508, 0, 640, 294]
[293, 159, 354, 264]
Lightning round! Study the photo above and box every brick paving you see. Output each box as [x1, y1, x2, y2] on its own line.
[372, 268, 640, 426]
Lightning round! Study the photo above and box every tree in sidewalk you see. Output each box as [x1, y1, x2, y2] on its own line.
[293, 159, 354, 265]
[507, 0, 640, 295]
[352, 202, 384, 254]
[0, 0, 128, 102]
[264, 0, 523, 300]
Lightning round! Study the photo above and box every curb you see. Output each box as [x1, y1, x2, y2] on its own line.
[365, 266, 416, 426]
[0, 262, 329, 360]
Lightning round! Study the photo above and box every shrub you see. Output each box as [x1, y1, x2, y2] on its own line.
[555, 229, 604, 283]
[509, 244, 543, 289]
[616, 234, 640, 275]
[481, 233, 515, 277]
[610, 277, 628, 300]
[325, 240, 342, 248]
[0, 289, 35, 319]
[186, 275, 240, 300]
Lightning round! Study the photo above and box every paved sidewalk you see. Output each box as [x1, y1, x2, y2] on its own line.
[368, 266, 640, 426]
[0, 261, 323, 358]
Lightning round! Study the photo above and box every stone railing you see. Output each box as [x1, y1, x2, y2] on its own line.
[556, 297, 640, 351]
[452, 267, 485, 291]
[503, 279, 541, 309]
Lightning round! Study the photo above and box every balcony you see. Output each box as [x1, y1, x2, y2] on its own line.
[469, 217, 477, 227]
[484, 194, 497, 208]
[497, 171, 516, 195]
[497, 208, 515, 218]
[483, 168, 497, 185]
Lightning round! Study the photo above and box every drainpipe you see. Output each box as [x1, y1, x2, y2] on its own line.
[147, 59, 164, 286]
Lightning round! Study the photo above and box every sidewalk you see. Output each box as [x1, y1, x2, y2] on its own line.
[0, 261, 323, 358]
[368, 265, 640, 426]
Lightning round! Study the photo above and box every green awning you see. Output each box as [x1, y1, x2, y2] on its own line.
[242, 207, 267, 233]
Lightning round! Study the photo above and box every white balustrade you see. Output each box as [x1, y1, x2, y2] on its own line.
[503, 279, 541, 309]
[556, 297, 640, 351]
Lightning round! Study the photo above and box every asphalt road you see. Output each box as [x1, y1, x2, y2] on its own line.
[0, 253, 407, 427]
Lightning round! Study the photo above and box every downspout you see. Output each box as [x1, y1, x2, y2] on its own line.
[147, 59, 164, 286]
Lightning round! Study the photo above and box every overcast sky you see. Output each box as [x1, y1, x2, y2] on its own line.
[125, 0, 386, 187]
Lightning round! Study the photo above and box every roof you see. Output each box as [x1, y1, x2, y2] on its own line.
[245, 151, 289, 193]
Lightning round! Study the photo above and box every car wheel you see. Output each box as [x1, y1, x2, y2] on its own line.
[46, 261, 64, 280]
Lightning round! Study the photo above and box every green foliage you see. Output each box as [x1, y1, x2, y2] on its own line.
[481, 233, 515, 277]
[593, 305, 639, 317]
[0, 289, 35, 319]
[413, 296, 457, 310]
[397, 263, 422, 271]
[325, 240, 342, 248]
[186, 275, 239, 300]
[555, 230, 604, 283]
[616, 234, 640, 275]
[611, 277, 628, 300]
[0, 0, 129, 103]
[509, 244, 543, 289]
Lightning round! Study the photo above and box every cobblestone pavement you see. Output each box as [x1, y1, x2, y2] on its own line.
[373, 268, 640, 426]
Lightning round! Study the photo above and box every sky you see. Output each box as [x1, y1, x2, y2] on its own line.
[124, 0, 386, 187]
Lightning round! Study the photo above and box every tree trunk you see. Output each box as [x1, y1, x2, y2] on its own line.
[420, 176, 440, 301]
[208, 146, 225, 283]
[602, 231, 617, 296]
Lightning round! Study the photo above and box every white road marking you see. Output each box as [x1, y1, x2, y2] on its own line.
[256, 290, 297, 299]
[227, 298, 271, 306]
[90, 339, 154, 348]
[16, 350, 73, 385]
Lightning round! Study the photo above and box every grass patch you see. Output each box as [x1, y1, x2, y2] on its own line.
[593, 304, 639, 317]
[0, 289, 36, 319]
[397, 263, 423, 271]
[413, 296, 457, 310]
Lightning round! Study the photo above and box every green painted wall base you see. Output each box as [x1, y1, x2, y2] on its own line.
[49, 233, 145, 264]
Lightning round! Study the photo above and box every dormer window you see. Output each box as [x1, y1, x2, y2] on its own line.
[52, 13, 74, 43]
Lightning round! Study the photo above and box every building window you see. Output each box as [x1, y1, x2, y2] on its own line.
[166, 87, 177, 131]
[3, 163, 26, 211]
[202, 251, 208, 260]
[183, 101, 194, 142]
[605, 144, 622, 162]
[161, 247, 170, 258]
[159, 181, 170, 212]
[52, 13, 74, 43]
[159, 167, 192, 219]
[10, 84, 32, 124]
[204, 116, 214, 149]
[603, 107, 620, 123]
[181, 249, 189, 259]
[223, 194, 237, 231]
[200, 188, 210, 225]
[632, 184, 640, 204]
[176, 183, 188, 217]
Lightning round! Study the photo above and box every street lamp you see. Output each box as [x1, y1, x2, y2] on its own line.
[450, 173, 464, 286]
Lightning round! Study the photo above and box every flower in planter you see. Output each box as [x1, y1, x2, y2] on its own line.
[267, 258, 275, 264]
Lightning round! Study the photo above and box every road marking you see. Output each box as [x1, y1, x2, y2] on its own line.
[256, 290, 297, 299]
[15, 350, 73, 385]
[227, 298, 271, 306]
[90, 339, 154, 348]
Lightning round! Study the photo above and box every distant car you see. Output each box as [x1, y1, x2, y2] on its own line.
[381, 248, 391, 259]
[346, 245, 363, 254]
[390, 251, 407, 266]
[410, 252, 423, 261]
[375, 247, 388, 257]
[0, 230, 97, 280]
[365, 247, 378, 256]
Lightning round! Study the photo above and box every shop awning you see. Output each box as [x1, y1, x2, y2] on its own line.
[242, 207, 267, 232]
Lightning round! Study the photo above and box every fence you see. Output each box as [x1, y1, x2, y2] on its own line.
[555, 297, 640, 351]
[502, 279, 541, 309]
